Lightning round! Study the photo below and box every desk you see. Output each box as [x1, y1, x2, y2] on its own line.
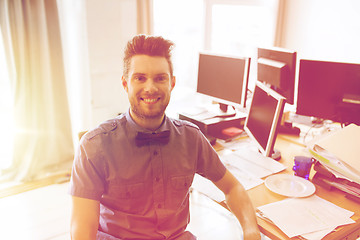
[218, 134, 360, 240]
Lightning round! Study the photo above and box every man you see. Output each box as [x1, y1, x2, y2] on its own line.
[70, 35, 261, 240]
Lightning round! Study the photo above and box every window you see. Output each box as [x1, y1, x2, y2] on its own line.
[206, 1, 278, 56]
[153, 0, 204, 93]
[153, 0, 279, 93]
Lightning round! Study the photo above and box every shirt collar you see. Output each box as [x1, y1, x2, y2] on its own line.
[125, 109, 171, 134]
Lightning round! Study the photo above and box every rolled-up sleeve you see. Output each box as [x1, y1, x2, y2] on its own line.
[69, 136, 105, 201]
[196, 133, 227, 182]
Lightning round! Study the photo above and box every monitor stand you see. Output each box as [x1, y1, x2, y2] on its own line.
[276, 110, 301, 136]
[271, 149, 281, 161]
[255, 147, 281, 161]
[182, 102, 238, 121]
[208, 103, 237, 118]
[217, 103, 236, 118]
[278, 121, 300, 135]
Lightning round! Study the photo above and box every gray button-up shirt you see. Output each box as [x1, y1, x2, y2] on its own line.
[70, 110, 226, 239]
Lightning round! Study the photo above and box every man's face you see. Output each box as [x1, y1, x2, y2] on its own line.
[122, 55, 176, 121]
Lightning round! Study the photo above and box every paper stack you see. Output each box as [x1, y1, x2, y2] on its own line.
[257, 195, 355, 239]
[308, 124, 360, 184]
[191, 148, 285, 202]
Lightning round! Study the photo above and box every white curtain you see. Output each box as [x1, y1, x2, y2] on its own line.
[0, 0, 74, 182]
[137, 0, 154, 35]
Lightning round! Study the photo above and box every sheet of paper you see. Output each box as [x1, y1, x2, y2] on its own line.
[191, 169, 263, 203]
[219, 136, 253, 150]
[257, 195, 355, 238]
[191, 174, 225, 202]
[191, 141, 284, 202]
[225, 164, 264, 190]
[220, 148, 286, 179]
[300, 226, 337, 240]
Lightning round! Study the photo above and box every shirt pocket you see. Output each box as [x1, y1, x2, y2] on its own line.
[170, 175, 194, 208]
[107, 181, 147, 214]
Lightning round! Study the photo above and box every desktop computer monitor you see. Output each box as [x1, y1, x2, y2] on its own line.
[244, 81, 285, 159]
[197, 52, 251, 112]
[297, 59, 360, 125]
[257, 47, 297, 105]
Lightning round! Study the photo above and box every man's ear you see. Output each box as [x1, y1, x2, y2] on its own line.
[170, 76, 176, 91]
[122, 76, 128, 92]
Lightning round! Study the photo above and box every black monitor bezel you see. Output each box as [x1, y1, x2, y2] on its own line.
[244, 81, 286, 158]
[296, 59, 360, 124]
[196, 52, 251, 109]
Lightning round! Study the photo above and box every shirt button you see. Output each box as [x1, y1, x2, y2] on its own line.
[157, 204, 162, 208]
[155, 177, 160, 182]
[153, 151, 158, 156]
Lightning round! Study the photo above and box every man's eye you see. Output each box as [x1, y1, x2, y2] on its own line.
[156, 76, 167, 82]
[135, 76, 145, 81]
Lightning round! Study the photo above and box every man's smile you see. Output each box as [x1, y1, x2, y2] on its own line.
[141, 97, 160, 104]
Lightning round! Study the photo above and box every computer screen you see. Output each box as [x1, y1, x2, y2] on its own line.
[297, 59, 360, 125]
[197, 52, 250, 110]
[257, 47, 297, 105]
[244, 81, 285, 159]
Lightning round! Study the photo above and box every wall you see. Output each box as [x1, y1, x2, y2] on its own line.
[86, 0, 137, 127]
[280, 0, 360, 63]
[84, 0, 360, 128]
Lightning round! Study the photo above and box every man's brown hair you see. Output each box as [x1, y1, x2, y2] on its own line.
[123, 35, 175, 79]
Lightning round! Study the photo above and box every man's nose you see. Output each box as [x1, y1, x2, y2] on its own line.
[144, 79, 158, 93]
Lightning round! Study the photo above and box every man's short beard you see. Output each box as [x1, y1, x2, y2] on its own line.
[130, 102, 168, 120]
